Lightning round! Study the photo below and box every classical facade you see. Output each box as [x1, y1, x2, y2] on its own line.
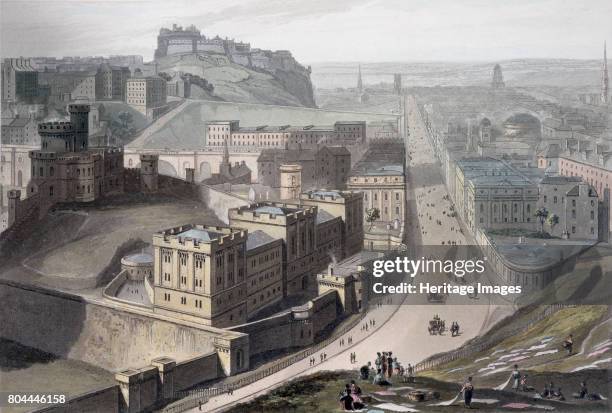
[454, 158, 538, 232]
[348, 140, 405, 226]
[126, 76, 167, 119]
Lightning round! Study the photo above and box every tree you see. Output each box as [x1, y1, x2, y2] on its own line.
[535, 207, 549, 233]
[118, 111, 133, 129]
[547, 213, 559, 235]
[365, 208, 380, 231]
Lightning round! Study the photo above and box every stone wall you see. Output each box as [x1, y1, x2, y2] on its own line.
[230, 290, 339, 355]
[173, 352, 219, 390]
[32, 386, 119, 413]
[197, 183, 249, 224]
[0, 281, 238, 371]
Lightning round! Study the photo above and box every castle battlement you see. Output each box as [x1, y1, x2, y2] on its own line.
[153, 224, 247, 250]
[38, 122, 74, 132]
[29, 151, 58, 160]
[230, 202, 316, 224]
[301, 190, 363, 204]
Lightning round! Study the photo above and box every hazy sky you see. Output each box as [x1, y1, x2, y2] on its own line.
[1, 0, 611, 63]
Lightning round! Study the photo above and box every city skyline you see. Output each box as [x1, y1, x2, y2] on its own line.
[1, 0, 611, 63]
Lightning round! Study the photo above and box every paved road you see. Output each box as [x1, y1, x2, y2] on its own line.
[186, 96, 496, 412]
[127, 99, 191, 149]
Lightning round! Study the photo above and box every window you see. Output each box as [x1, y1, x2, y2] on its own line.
[49, 186, 54, 196]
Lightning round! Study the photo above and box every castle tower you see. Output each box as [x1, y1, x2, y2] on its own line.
[7, 189, 21, 227]
[68, 103, 90, 151]
[491, 64, 505, 89]
[279, 164, 302, 201]
[140, 154, 159, 193]
[602, 41, 609, 105]
[357, 64, 363, 92]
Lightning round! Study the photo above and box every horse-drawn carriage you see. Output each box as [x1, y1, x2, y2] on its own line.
[428, 315, 446, 335]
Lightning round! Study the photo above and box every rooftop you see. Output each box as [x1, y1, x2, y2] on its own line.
[246, 230, 277, 251]
[178, 228, 224, 241]
[315, 209, 337, 224]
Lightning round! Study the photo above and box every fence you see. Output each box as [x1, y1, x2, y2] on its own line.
[161, 310, 368, 412]
[413, 303, 572, 372]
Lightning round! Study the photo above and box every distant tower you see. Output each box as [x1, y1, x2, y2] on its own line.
[279, 164, 302, 201]
[491, 64, 505, 89]
[479, 118, 492, 144]
[393, 74, 402, 95]
[602, 41, 609, 105]
[140, 154, 159, 193]
[220, 138, 231, 177]
[68, 103, 90, 151]
[357, 64, 363, 92]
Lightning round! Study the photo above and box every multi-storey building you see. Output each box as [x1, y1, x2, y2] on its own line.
[126, 76, 167, 119]
[538, 176, 599, 239]
[0, 144, 36, 207]
[300, 190, 364, 258]
[313, 209, 343, 270]
[245, 230, 283, 317]
[454, 157, 538, 232]
[1, 116, 40, 145]
[348, 140, 405, 226]
[95, 64, 130, 101]
[39, 70, 97, 102]
[257, 146, 350, 190]
[229, 202, 317, 296]
[152, 224, 248, 327]
[206, 120, 366, 150]
[1, 58, 39, 103]
[28, 104, 124, 205]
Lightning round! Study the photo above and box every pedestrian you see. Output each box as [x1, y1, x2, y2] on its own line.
[387, 352, 394, 378]
[320, 354, 324, 363]
[512, 364, 520, 390]
[324, 353, 327, 360]
[461, 376, 474, 409]
[198, 400, 202, 411]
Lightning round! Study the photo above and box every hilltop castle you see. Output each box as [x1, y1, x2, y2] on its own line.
[154, 24, 311, 76]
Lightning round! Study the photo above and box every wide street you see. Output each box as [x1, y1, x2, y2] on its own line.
[187, 96, 499, 412]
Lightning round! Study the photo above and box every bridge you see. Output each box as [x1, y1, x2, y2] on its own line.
[123, 148, 260, 181]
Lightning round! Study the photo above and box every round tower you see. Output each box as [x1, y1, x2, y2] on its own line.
[68, 103, 90, 151]
[279, 164, 302, 201]
[140, 154, 159, 193]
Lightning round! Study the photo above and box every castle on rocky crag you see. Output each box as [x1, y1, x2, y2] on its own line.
[154, 24, 311, 76]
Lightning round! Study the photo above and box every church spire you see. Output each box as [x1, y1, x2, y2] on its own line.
[357, 64, 363, 92]
[602, 41, 609, 105]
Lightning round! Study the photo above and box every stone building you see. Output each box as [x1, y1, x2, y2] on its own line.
[1, 58, 39, 103]
[245, 230, 283, 318]
[313, 209, 343, 270]
[206, 120, 366, 150]
[1, 116, 40, 145]
[152, 225, 249, 327]
[201, 141, 251, 185]
[538, 176, 599, 239]
[39, 70, 97, 102]
[348, 140, 405, 226]
[300, 190, 364, 258]
[28, 104, 124, 205]
[257, 145, 350, 190]
[229, 202, 317, 296]
[454, 157, 538, 232]
[95, 63, 130, 101]
[279, 164, 302, 200]
[126, 76, 167, 119]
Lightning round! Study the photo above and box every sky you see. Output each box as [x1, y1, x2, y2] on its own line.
[1, 0, 611, 63]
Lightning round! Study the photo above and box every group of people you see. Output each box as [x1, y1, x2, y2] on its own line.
[338, 380, 365, 411]
[339, 336, 353, 347]
[309, 353, 327, 366]
[349, 352, 357, 364]
[361, 318, 375, 331]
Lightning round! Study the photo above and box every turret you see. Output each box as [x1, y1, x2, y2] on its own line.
[68, 103, 90, 151]
[140, 154, 159, 193]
